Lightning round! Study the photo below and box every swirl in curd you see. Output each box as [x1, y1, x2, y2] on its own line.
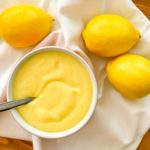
[13, 51, 93, 132]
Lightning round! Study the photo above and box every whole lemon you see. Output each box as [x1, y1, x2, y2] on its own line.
[106, 54, 150, 99]
[82, 14, 140, 57]
[0, 5, 52, 48]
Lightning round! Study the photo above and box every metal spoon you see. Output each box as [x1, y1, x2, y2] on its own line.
[0, 97, 35, 112]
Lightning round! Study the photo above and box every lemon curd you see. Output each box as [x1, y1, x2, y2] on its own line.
[12, 51, 93, 132]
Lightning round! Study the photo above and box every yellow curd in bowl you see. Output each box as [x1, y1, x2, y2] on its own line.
[12, 50, 93, 132]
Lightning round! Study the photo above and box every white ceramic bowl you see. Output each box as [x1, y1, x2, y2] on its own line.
[7, 46, 98, 139]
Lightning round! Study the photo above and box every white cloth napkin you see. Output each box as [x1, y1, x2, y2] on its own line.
[1, 0, 150, 150]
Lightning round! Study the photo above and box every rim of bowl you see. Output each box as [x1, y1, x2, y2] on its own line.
[7, 46, 98, 139]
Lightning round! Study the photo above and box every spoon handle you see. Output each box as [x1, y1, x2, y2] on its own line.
[0, 97, 34, 112]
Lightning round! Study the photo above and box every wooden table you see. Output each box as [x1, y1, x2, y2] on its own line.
[133, 0, 150, 18]
[0, 0, 150, 150]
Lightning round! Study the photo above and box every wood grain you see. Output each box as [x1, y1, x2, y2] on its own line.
[133, 0, 150, 19]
